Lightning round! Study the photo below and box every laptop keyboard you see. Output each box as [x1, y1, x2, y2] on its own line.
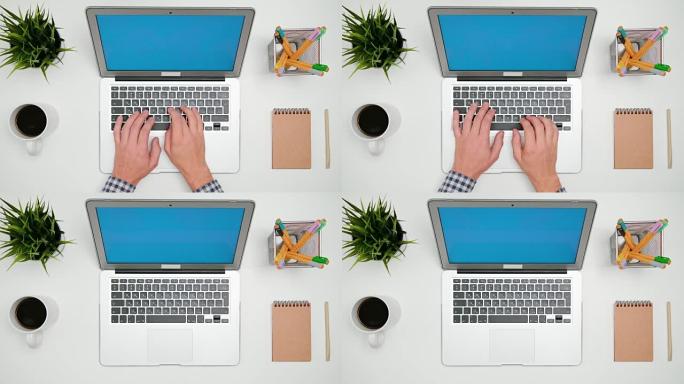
[109, 278, 230, 324]
[452, 84, 573, 131]
[109, 84, 230, 132]
[452, 278, 572, 324]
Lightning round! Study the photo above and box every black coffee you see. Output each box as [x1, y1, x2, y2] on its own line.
[15, 297, 47, 330]
[357, 104, 389, 138]
[15, 105, 47, 138]
[357, 297, 389, 330]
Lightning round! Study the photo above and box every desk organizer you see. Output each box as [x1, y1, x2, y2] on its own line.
[610, 220, 666, 268]
[610, 28, 665, 76]
[268, 220, 322, 268]
[268, 28, 321, 76]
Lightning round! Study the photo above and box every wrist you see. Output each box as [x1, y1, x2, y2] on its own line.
[182, 164, 213, 190]
[530, 174, 561, 192]
[111, 171, 139, 186]
[452, 165, 481, 181]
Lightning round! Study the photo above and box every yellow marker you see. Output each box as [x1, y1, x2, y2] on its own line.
[285, 252, 313, 263]
[274, 244, 289, 268]
[274, 52, 289, 72]
[291, 39, 314, 61]
[616, 51, 631, 76]
[632, 39, 656, 61]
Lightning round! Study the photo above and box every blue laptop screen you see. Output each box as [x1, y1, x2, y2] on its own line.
[437, 14, 586, 71]
[96, 207, 245, 264]
[438, 207, 586, 264]
[96, 14, 245, 71]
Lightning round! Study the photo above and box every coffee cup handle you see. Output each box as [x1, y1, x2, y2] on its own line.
[26, 331, 43, 348]
[368, 331, 385, 348]
[367, 139, 384, 156]
[26, 139, 42, 156]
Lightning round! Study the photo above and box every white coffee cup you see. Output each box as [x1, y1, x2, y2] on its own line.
[351, 103, 401, 155]
[351, 295, 401, 348]
[9, 296, 58, 348]
[8, 103, 58, 155]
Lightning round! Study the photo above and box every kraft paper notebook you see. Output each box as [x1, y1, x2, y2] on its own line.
[272, 300, 311, 362]
[614, 108, 653, 169]
[614, 301, 653, 362]
[272, 108, 311, 169]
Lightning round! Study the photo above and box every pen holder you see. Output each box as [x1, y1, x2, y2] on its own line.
[268, 220, 322, 268]
[269, 28, 321, 76]
[610, 220, 664, 268]
[610, 28, 664, 76]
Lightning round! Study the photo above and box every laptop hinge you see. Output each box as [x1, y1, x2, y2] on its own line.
[114, 269, 225, 274]
[115, 76, 225, 82]
[456, 269, 567, 274]
[457, 76, 567, 82]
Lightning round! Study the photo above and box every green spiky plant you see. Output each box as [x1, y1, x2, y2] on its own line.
[342, 5, 415, 80]
[342, 198, 415, 274]
[0, 198, 72, 273]
[0, 5, 73, 79]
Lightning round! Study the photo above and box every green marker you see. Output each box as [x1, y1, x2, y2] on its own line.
[312, 63, 329, 72]
[312, 256, 329, 265]
[654, 256, 671, 264]
[654, 63, 671, 72]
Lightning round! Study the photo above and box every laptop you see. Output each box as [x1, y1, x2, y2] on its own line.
[86, 7, 255, 174]
[86, 199, 254, 366]
[428, 199, 596, 365]
[428, 7, 596, 174]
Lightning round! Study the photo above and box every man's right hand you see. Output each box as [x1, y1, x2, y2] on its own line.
[164, 106, 214, 190]
[512, 116, 562, 192]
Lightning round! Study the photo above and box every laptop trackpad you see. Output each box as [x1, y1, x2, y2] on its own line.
[489, 329, 535, 364]
[147, 329, 193, 364]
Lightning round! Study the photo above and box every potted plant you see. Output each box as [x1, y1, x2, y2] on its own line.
[342, 197, 415, 273]
[0, 5, 73, 79]
[0, 198, 72, 273]
[342, 5, 415, 80]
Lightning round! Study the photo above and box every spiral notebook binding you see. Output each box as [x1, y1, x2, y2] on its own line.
[273, 108, 310, 115]
[273, 300, 311, 308]
[616, 300, 653, 307]
[615, 108, 652, 115]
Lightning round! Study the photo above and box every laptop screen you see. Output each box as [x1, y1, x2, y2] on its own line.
[95, 14, 245, 71]
[437, 207, 586, 264]
[437, 14, 586, 71]
[96, 207, 245, 265]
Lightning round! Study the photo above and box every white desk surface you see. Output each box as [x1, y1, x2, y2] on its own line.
[0, 0, 682, 382]
[0, 0, 682, 194]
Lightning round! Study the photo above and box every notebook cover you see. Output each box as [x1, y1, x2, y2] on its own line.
[614, 301, 653, 362]
[614, 108, 653, 169]
[272, 301, 311, 362]
[272, 108, 311, 169]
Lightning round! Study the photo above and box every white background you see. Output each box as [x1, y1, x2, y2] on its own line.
[0, 0, 682, 383]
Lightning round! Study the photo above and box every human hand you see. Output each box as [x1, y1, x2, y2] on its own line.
[451, 102, 504, 180]
[164, 106, 213, 190]
[112, 111, 161, 185]
[512, 116, 562, 192]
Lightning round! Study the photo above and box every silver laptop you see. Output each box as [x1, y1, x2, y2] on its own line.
[428, 199, 596, 365]
[86, 7, 254, 174]
[86, 199, 254, 366]
[428, 7, 596, 173]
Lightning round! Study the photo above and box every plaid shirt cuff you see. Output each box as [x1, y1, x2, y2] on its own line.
[102, 176, 136, 193]
[438, 171, 477, 193]
[193, 179, 224, 193]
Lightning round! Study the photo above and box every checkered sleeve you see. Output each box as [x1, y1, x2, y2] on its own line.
[102, 176, 136, 193]
[438, 171, 477, 193]
[193, 179, 224, 193]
